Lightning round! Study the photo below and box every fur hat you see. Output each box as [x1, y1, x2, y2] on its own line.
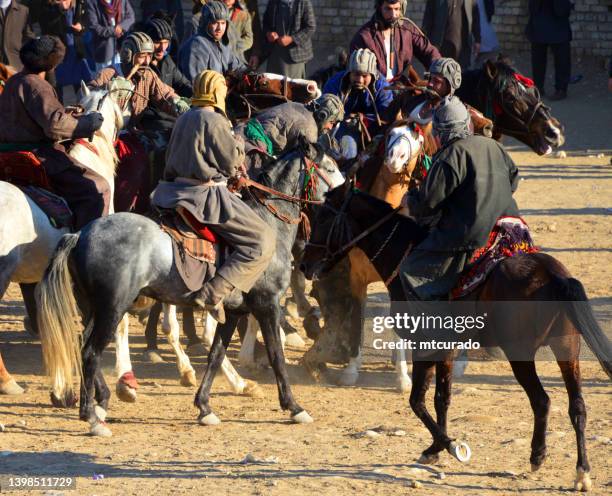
[20, 36, 66, 73]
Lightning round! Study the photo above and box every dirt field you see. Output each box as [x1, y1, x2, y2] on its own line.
[1, 68, 611, 495]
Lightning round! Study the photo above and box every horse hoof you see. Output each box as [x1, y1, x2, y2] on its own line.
[186, 343, 207, 357]
[90, 421, 112, 437]
[574, 468, 592, 492]
[396, 376, 412, 393]
[50, 391, 77, 408]
[243, 380, 264, 399]
[94, 405, 107, 422]
[337, 371, 358, 387]
[291, 410, 314, 424]
[0, 378, 24, 395]
[531, 463, 542, 472]
[417, 452, 440, 465]
[180, 370, 197, 387]
[143, 350, 164, 363]
[115, 382, 137, 403]
[198, 413, 221, 426]
[284, 332, 306, 349]
[448, 441, 471, 462]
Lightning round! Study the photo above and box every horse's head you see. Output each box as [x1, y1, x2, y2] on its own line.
[384, 122, 425, 174]
[301, 180, 355, 279]
[299, 141, 345, 200]
[77, 82, 124, 146]
[482, 57, 564, 155]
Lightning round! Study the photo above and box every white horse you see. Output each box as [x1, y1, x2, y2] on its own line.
[0, 86, 122, 395]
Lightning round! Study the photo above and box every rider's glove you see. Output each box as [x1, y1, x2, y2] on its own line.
[173, 97, 190, 115]
[73, 112, 105, 139]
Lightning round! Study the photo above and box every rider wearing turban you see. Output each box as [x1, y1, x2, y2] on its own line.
[399, 97, 520, 300]
[151, 70, 275, 323]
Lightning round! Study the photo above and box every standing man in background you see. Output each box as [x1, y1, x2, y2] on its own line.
[259, 0, 315, 78]
[0, 0, 34, 70]
[525, 0, 572, 100]
[422, 0, 480, 69]
[224, 0, 252, 65]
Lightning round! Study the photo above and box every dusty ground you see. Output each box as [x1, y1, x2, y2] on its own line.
[1, 62, 611, 495]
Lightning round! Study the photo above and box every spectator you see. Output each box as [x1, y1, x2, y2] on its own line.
[0, 0, 34, 70]
[422, 0, 481, 69]
[140, 0, 184, 42]
[260, 0, 315, 78]
[525, 0, 572, 100]
[85, 0, 135, 72]
[178, 1, 245, 81]
[244, 0, 262, 68]
[143, 16, 190, 96]
[184, 0, 202, 40]
[224, 0, 252, 64]
[351, 0, 439, 82]
[38, 0, 92, 102]
[474, 0, 498, 67]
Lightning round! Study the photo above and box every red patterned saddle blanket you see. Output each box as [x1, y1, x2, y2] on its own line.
[451, 216, 539, 299]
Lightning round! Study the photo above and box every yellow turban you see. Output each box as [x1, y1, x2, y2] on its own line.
[192, 70, 227, 117]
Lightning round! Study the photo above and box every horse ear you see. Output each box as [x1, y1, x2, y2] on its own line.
[484, 60, 497, 81]
[80, 80, 90, 98]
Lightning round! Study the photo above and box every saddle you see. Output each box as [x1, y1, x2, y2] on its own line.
[0, 150, 73, 229]
[157, 207, 222, 292]
[451, 216, 539, 299]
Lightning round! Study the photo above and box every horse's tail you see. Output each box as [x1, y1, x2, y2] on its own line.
[36, 233, 83, 403]
[554, 276, 612, 380]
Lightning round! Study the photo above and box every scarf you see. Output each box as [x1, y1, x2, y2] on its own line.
[99, 0, 122, 24]
[245, 119, 274, 155]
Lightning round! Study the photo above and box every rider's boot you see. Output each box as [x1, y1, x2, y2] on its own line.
[193, 275, 235, 325]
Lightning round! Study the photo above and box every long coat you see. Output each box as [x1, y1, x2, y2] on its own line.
[525, 0, 572, 44]
[85, 0, 135, 63]
[0, 0, 34, 70]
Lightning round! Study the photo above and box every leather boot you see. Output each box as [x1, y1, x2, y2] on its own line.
[193, 276, 235, 324]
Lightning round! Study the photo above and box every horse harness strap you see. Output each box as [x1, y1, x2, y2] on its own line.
[384, 242, 414, 286]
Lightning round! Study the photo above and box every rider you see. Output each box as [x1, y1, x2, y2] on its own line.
[143, 17, 192, 98]
[0, 35, 110, 230]
[427, 57, 462, 100]
[150, 70, 275, 323]
[178, 0, 247, 82]
[400, 96, 520, 300]
[88, 32, 190, 125]
[237, 93, 345, 157]
[323, 48, 394, 158]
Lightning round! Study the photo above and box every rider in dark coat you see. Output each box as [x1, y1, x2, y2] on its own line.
[400, 96, 520, 300]
[0, 35, 110, 230]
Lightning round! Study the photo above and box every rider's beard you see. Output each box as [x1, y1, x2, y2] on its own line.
[352, 83, 366, 91]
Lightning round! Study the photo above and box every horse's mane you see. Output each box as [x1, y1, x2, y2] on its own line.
[458, 55, 518, 106]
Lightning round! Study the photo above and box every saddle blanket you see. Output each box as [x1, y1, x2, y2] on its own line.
[451, 216, 539, 299]
[158, 208, 221, 292]
[0, 150, 50, 189]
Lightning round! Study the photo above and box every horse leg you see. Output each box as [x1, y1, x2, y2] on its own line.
[338, 284, 366, 387]
[508, 360, 550, 471]
[115, 314, 138, 402]
[551, 338, 591, 491]
[161, 303, 197, 387]
[0, 275, 23, 395]
[410, 359, 468, 464]
[201, 312, 262, 397]
[252, 300, 312, 424]
[239, 313, 266, 369]
[143, 301, 164, 363]
[182, 307, 206, 356]
[93, 367, 111, 413]
[195, 313, 241, 425]
[394, 346, 412, 393]
[19, 283, 39, 337]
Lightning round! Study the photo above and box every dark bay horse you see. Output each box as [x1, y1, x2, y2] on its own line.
[301, 183, 611, 492]
[35, 144, 343, 437]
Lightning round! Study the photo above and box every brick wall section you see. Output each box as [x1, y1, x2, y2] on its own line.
[161, 0, 611, 59]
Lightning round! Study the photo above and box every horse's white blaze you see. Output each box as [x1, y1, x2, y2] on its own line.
[161, 304, 195, 381]
[385, 125, 424, 174]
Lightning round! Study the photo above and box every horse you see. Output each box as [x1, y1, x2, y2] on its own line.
[226, 71, 321, 120]
[301, 182, 611, 492]
[35, 143, 344, 436]
[0, 87, 123, 397]
[0, 63, 15, 94]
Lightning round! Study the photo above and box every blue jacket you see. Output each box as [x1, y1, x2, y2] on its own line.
[178, 34, 246, 81]
[323, 70, 394, 127]
[85, 0, 135, 64]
